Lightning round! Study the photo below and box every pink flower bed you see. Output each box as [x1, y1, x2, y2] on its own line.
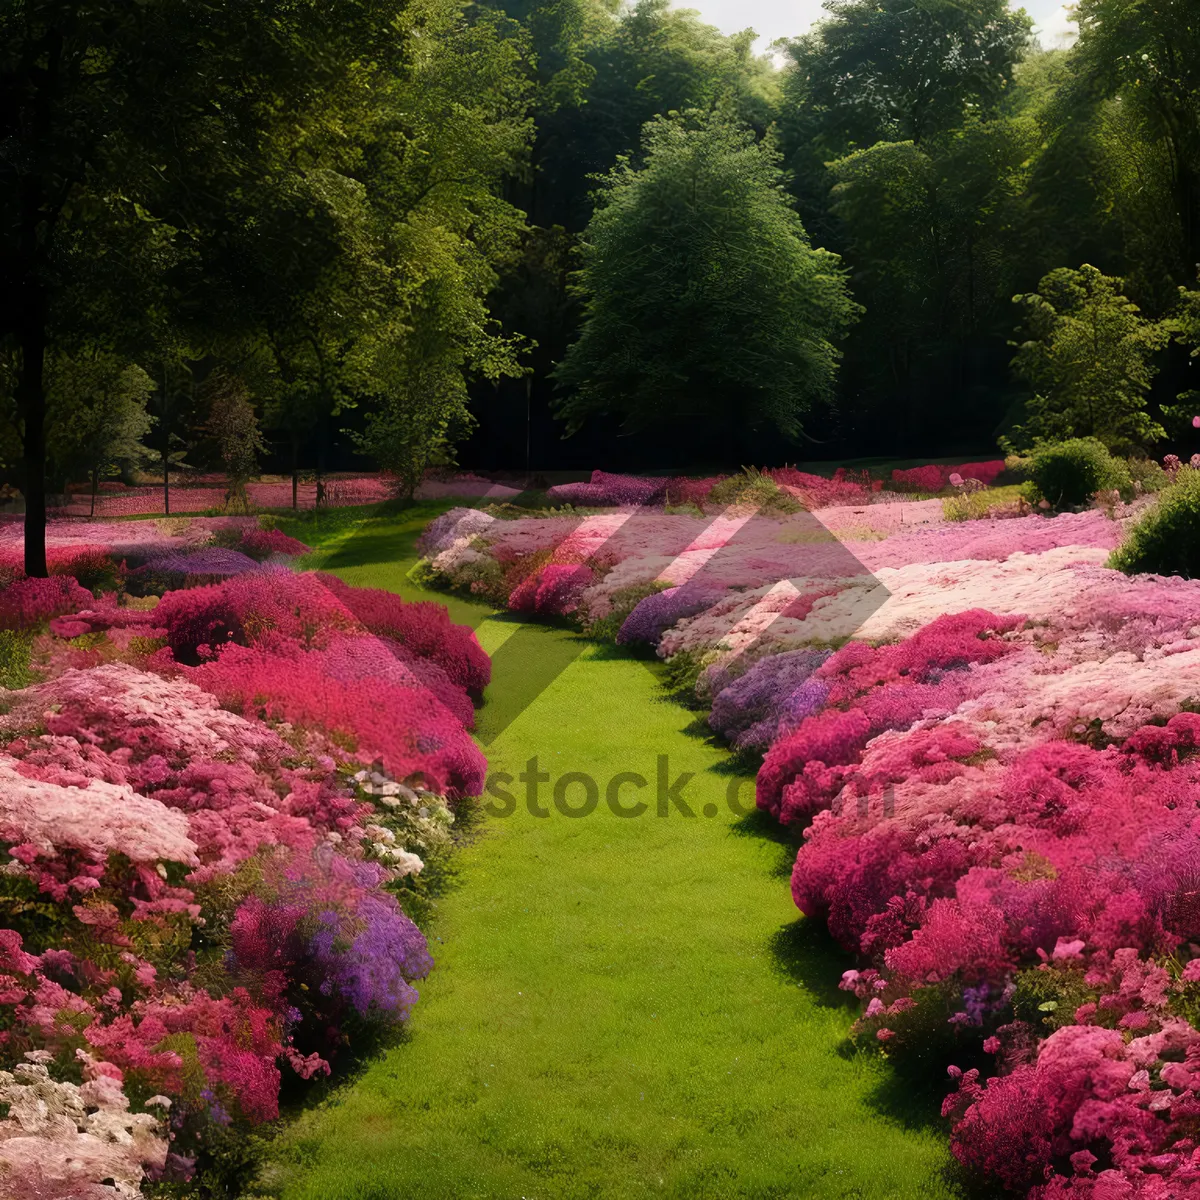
[418, 464, 1200, 1195]
[49, 476, 394, 517]
[0, 528, 487, 1193]
[538, 462, 1005, 511]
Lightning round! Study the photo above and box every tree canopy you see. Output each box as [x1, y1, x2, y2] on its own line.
[5, 0, 1200, 542]
[554, 111, 858, 446]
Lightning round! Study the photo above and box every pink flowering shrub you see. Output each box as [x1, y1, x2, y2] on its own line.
[508, 562, 596, 616]
[0, 576, 94, 629]
[545, 470, 668, 507]
[890, 461, 1006, 493]
[154, 570, 355, 661]
[892, 465, 950, 493]
[318, 574, 490, 695]
[768, 466, 875, 507]
[184, 642, 485, 796]
[238, 526, 311, 560]
[756, 610, 1021, 821]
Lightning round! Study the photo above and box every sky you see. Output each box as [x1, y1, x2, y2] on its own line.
[682, 0, 1076, 56]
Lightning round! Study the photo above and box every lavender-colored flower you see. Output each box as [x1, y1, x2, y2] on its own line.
[617, 585, 720, 646]
[708, 648, 831, 749]
[310, 895, 433, 1018]
[144, 547, 262, 578]
[736, 677, 829, 751]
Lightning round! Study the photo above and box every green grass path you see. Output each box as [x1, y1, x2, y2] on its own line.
[261, 504, 960, 1200]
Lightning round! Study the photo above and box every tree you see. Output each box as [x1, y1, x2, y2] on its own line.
[0, 0, 419, 576]
[202, 371, 266, 512]
[1072, 0, 1200, 289]
[45, 351, 154, 515]
[778, 0, 1031, 159]
[1164, 280, 1200, 424]
[554, 111, 858, 446]
[825, 106, 1042, 450]
[147, 353, 202, 517]
[1008, 264, 1169, 451]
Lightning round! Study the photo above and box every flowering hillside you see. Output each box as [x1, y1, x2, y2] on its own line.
[417, 464, 1200, 1197]
[0, 513, 487, 1196]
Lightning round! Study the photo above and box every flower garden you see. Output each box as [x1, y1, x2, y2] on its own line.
[411, 459, 1200, 1198]
[7, 452, 1200, 1197]
[0, 511, 488, 1196]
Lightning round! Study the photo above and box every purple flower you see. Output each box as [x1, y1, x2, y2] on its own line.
[143, 548, 262, 579]
[617, 585, 720, 646]
[708, 648, 831, 750]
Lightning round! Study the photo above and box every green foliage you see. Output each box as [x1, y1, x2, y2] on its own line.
[707, 468, 804, 515]
[941, 483, 1029, 521]
[1125, 456, 1169, 495]
[44, 351, 154, 502]
[1009, 265, 1170, 452]
[555, 110, 858, 442]
[781, 0, 1031, 152]
[1012, 965, 1095, 1032]
[1028, 437, 1132, 509]
[1165, 282, 1200, 426]
[825, 113, 1040, 442]
[1072, 0, 1200, 295]
[0, 630, 34, 691]
[1111, 467, 1200, 578]
[201, 372, 266, 512]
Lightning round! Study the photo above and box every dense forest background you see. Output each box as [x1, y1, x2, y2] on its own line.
[3, 0, 1200, 521]
[465, 0, 1200, 470]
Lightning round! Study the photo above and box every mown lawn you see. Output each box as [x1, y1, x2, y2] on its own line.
[256, 503, 962, 1200]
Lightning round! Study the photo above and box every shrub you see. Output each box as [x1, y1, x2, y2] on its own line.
[582, 581, 666, 642]
[0, 575, 94, 630]
[891, 465, 946, 493]
[1124, 455, 1169, 495]
[318, 574, 490, 695]
[707, 647, 831, 750]
[1027, 438, 1132, 508]
[544, 470, 667, 507]
[942, 483, 1031, 523]
[617, 585, 721, 647]
[0, 629, 33, 689]
[154, 571, 353, 661]
[239, 527, 311, 560]
[185, 642, 487, 797]
[132, 547, 263, 595]
[1110, 466, 1200, 576]
[707, 468, 803, 515]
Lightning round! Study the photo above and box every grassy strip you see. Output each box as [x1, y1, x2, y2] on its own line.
[255, 505, 961, 1199]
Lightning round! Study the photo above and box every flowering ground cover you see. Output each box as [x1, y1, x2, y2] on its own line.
[411, 466, 1200, 1197]
[48, 476, 395, 518]
[0, 510, 486, 1196]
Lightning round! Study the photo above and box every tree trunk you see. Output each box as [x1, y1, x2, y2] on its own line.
[90, 466, 98, 518]
[17, 318, 48, 578]
[291, 430, 299, 510]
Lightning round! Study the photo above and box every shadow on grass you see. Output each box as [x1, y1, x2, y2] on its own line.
[728, 807, 803, 881]
[766, 918, 858, 1012]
